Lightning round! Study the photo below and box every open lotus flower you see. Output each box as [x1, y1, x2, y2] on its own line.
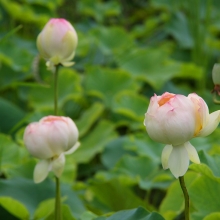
[37, 18, 78, 71]
[23, 116, 79, 183]
[144, 92, 220, 178]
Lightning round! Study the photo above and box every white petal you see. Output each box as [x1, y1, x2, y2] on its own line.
[197, 110, 220, 137]
[64, 142, 80, 155]
[52, 154, 65, 178]
[34, 160, 50, 183]
[61, 61, 75, 67]
[184, 142, 200, 164]
[168, 145, 189, 178]
[161, 145, 173, 169]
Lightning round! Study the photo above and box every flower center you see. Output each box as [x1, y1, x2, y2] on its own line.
[158, 93, 175, 106]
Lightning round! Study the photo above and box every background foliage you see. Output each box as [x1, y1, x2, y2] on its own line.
[1, 0, 220, 219]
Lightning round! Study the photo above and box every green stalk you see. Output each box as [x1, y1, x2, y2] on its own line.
[55, 176, 62, 220]
[54, 65, 62, 220]
[179, 176, 189, 220]
[54, 66, 59, 116]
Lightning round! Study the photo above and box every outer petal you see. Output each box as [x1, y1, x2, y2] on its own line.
[34, 159, 50, 183]
[52, 153, 65, 178]
[162, 108, 195, 145]
[161, 145, 173, 169]
[145, 94, 196, 146]
[61, 61, 75, 67]
[168, 145, 189, 178]
[196, 110, 220, 137]
[64, 142, 80, 155]
[184, 142, 200, 164]
[23, 123, 54, 159]
[145, 113, 170, 144]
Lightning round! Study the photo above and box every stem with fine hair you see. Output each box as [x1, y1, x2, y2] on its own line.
[179, 176, 189, 220]
[54, 65, 62, 220]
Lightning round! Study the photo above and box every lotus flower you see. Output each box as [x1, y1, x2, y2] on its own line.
[23, 116, 79, 183]
[144, 92, 220, 178]
[37, 18, 78, 71]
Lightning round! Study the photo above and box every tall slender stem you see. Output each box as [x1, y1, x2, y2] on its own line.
[55, 176, 62, 220]
[179, 176, 189, 220]
[54, 65, 62, 220]
[54, 65, 59, 116]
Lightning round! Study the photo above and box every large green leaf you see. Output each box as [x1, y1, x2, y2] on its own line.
[90, 26, 134, 55]
[112, 92, 149, 122]
[88, 179, 146, 212]
[78, 0, 120, 22]
[189, 175, 220, 218]
[0, 134, 20, 171]
[113, 155, 157, 180]
[0, 63, 30, 90]
[116, 48, 181, 90]
[80, 211, 98, 220]
[84, 66, 139, 107]
[94, 207, 164, 220]
[204, 213, 220, 220]
[28, 68, 82, 110]
[101, 136, 135, 169]
[123, 133, 163, 164]
[0, 0, 52, 24]
[33, 198, 55, 219]
[0, 98, 25, 133]
[0, 197, 29, 219]
[71, 120, 117, 163]
[189, 151, 220, 182]
[75, 102, 105, 138]
[165, 12, 193, 48]
[0, 178, 85, 219]
[114, 154, 172, 190]
[101, 151, 172, 190]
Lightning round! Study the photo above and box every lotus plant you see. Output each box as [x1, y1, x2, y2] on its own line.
[37, 18, 78, 71]
[23, 115, 79, 183]
[144, 92, 220, 178]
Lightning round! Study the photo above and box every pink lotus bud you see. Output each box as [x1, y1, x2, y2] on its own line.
[144, 92, 220, 178]
[23, 116, 79, 183]
[37, 18, 78, 70]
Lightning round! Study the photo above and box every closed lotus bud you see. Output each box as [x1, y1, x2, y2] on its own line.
[37, 18, 78, 70]
[212, 63, 220, 85]
[23, 116, 80, 183]
[144, 92, 220, 178]
[212, 64, 220, 95]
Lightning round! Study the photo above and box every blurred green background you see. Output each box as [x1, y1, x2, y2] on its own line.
[1, 0, 220, 219]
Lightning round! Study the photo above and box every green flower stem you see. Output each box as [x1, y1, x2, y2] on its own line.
[179, 176, 189, 220]
[55, 176, 62, 220]
[54, 65, 62, 220]
[54, 65, 59, 116]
